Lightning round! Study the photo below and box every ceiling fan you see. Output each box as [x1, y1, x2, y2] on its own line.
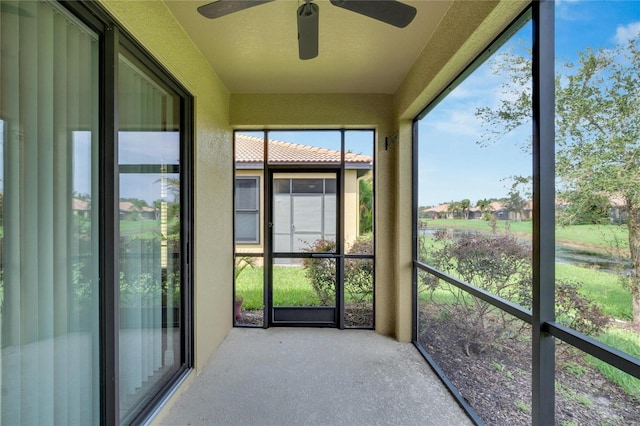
[197, 0, 417, 60]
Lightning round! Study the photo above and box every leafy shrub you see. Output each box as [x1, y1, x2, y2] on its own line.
[303, 235, 374, 309]
[344, 235, 373, 306]
[421, 231, 609, 355]
[554, 278, 609, 346]
[302, 239, 338, 305]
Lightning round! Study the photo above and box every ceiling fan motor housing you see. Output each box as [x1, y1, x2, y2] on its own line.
[297, 2, 319, 60]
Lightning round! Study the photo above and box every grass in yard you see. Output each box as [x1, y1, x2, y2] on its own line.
[555, 224, 629, 251]
[556, 263, 631, 320]
[587, 328, 640, 400]
[235, 266, 264, 309]
[418, 260, 632, 322]
[422, 218, 532, 234]
[272, 266, 324, 306]
[120, 219, 162, 234]
[421, 219, 630, 253]
[235, 265, 322, 309]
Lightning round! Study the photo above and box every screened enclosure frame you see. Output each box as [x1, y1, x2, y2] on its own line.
[233, 129, 375, 330]
[411, 1, 640, 425]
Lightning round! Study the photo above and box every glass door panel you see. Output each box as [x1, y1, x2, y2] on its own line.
[117, 49, 183, 423]
[0, 3, 100, 423]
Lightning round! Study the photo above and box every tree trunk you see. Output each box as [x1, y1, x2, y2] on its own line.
[634, 296, 640, 326]
[626, 198, 640, 325]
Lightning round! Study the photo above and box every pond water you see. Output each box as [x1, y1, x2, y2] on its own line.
[422, 227, 632, 275]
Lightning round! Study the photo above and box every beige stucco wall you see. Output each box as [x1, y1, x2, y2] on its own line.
[98, 0, 234, 413]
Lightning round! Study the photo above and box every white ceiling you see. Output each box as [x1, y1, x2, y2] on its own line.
[164, 0, 453, 94]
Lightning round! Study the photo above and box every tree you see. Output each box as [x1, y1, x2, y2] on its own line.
[476, 34, 640, 323]
[447, 201, 460, 219]
[358, 175, 373, 235]
[505, 175, 531, 222]
[476, 198, 491, 214]
[460, 198, 471, 219]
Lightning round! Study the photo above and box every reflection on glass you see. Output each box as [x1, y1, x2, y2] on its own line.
[118, 51, 182, 422]
[417, 270, 532, 424]
[234, 256, 264, 326]
[554, 0, 640, 364]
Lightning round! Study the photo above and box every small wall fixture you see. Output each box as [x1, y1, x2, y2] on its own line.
[385, 133, 398, 151]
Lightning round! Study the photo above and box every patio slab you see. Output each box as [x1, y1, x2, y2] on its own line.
[157, 328, 473, 425]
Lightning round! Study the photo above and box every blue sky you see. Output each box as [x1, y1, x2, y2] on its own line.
[240, 130, 375, 158]
[416, 0, 639, 207]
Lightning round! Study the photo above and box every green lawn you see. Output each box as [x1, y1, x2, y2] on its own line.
[236, 264, 373, 309]
[423, 218, 532, 234]
[422, 219, 629, 253]
[587, 328, 640, 399]
[235, 265, 323, 309]
[120, 219, 162, 234]
[556, 263, 632, 320]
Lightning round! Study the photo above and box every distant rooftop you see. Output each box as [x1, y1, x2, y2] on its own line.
[235, 134, 373, 169]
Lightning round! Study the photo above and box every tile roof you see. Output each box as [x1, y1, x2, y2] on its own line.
[235, 134, 373, 167]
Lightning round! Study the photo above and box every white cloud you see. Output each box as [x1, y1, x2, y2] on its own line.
[614, 21, 640, 44]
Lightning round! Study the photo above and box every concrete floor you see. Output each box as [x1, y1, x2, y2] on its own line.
[158, 328, 473, 426]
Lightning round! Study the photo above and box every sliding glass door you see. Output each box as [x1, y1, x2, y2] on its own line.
[0, 1, 193, 424]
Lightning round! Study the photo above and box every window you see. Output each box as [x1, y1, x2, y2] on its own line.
[235, 177, 260, 244]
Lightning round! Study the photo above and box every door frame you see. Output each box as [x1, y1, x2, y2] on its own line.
[266, 168, 345, 327]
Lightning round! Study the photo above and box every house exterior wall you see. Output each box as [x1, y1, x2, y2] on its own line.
[99, 0, 234, 414]
[235, 169, 362, 256]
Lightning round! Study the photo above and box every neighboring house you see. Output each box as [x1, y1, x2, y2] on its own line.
[609, 195, 635, 223]
[72, 198, 91, 218]
[422, 203, 451, 219]
[487, 201, 532, 221]
[424, 201, 533, 221]
[119, 201, 156, 220]
[234, 134, 372, 255]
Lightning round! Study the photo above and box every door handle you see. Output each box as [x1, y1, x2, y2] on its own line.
[311, 253, 339, 258]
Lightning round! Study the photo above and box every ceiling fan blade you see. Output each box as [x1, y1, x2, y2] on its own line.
[329, 0, 416, 28]
[298, 2, 319, 60]
[197, 0, 274, 19]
